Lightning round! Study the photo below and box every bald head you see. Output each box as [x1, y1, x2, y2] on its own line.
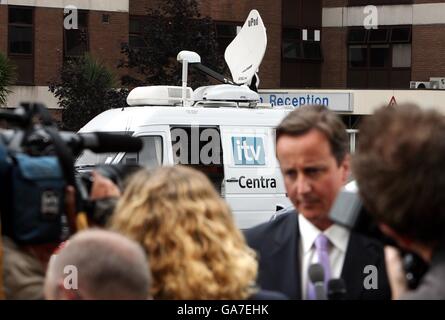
[44, 229, 151, 300]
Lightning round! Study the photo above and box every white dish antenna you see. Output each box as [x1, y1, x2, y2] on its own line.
[224, 9, 267, 85]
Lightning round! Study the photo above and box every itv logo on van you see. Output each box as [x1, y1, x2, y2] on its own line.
[231, 137, 265, 165]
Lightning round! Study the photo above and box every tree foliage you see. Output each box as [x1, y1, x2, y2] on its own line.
[119, 0, 225, 88]
[49, 55, 128, 131]
[0, 52, 16, 106]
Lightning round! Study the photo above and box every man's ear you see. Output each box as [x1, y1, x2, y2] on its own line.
[379, 223, 413, 250]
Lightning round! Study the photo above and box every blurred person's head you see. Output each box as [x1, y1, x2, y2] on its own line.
[44, 229, 151, 300]
[353, 104, 445, 261]
[109, 166, 258, 299]
[276, 105, 350, 230]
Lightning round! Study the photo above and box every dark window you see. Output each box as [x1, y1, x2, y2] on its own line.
[282, 41, 303, 60]
[282, 28, 302, 59]
[282, 28, 301, 41]
[8, 7, 33, 55]
[349, 45, 367, 68]
[9, 7, 33, 24]
[170, 126, 224, 194]
[303, 41, 322, 60]
[9, 26, 33, 54]
[281, 27, 322, 88]
[8, 7, 34, 85]
[216, 24, 237, 38]
[347, 26, 412, 89]
[215, 22, 240, 56]
[390, 27, 411, 43]
[369, 45, 390, 68]
[369, 29, 389, 43]
[102, 14, 110, 24]
[348, 29, 368, 43]
[129, 16, 145, 48]
[282, 27, 322, 61]
[77, 11, 88, 27]
[64, 10, 89, 58]
[280, 0, 322, 88]
[129, 17, 141, 33]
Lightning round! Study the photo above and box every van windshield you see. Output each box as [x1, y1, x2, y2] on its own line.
[76, 151, 118, 168]
[75, 134, 163, 169]
[75, 131, 132, 168]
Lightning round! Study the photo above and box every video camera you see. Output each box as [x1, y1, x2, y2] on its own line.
[0, 102, 142, 245]
[329, 181, 429, 289]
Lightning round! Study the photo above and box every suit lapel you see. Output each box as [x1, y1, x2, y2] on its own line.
[293, 214, 302, 299]
[266, 214, 387, 300]
[341, 232, 380, 299]
[269, 211, 302, 300]
[341, 232, 363, 299]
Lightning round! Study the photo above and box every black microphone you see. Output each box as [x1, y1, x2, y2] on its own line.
[327, 278, 347, 300]
[308, 263, 327, 300]
[61, 132, 143, 155]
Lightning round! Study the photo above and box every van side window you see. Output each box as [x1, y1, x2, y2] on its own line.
[170, 126, 224, 195]
[121, 136, 163, 168]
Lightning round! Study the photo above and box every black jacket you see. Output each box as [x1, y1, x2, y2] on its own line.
[244, 209, 391, 300]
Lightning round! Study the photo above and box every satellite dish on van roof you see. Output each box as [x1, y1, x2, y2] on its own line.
[224, 9, 267, 85]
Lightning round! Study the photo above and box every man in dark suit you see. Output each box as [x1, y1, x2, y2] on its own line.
[245, 105, 391, 300]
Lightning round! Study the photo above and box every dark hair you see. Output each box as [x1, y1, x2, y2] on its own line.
[353, 104, 445, 245]
[276, 105, 349, 165]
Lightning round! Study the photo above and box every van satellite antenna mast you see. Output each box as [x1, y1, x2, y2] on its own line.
[177, 9, 267, 103]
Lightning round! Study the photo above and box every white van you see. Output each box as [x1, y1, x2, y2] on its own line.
[76, 104, 292, 228]
[75, 10, 292, 228]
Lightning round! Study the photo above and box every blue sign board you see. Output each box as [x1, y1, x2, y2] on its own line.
[231, 136, 266, 165]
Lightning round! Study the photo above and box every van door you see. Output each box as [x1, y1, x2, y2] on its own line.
[115, 125, 173, 167]
[220, 126, 291, 229]
[169, 125, 224, 194]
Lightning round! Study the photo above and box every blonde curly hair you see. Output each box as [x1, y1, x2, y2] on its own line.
[109, 166, 258, 299]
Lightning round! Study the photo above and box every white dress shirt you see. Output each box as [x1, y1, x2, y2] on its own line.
[298, 214, 350, 299]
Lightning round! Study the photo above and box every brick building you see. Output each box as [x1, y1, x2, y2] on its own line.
[322, 0, 445, 89]
[1, 0, 445, 108]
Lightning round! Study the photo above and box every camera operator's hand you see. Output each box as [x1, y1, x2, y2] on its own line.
[385, 246, 409, 299]
[90, 171, 121, 200]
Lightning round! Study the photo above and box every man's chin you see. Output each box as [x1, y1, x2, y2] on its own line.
[297, 207, 333, 230]
[296, 206, 325, 220]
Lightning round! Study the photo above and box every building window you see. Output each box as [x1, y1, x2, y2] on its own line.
[129, 16, 145, 49]
[282, 28, 322, 61]
[281, 27, 322, 88]
[347, 26, 412, 89]
[349, 45, 367, 68]
[64, 10, 89, 58]
[102, 14, 110, 24]
[282, 28, 302, 59]
[215, 22, 240, 56]
[348, 29, 367, 43]
[392, 44, 411, 68]
[8, 6, 34, 85]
